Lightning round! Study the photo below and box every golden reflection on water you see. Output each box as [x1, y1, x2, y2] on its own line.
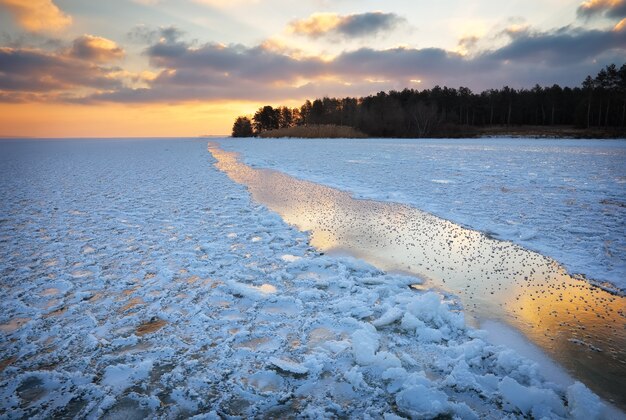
[209, 143, 626, 407]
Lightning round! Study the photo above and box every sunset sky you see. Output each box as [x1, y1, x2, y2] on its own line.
[1, 0, 625, 137]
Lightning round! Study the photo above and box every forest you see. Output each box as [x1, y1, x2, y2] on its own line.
[232, 63, 626, 138]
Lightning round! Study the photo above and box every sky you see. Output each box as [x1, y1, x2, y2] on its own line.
[0, 0, 625, 137]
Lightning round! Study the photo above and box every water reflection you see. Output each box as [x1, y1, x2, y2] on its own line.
[209, 143, 626, 408]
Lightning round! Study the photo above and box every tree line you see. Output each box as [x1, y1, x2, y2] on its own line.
[232, 63, 626, 138]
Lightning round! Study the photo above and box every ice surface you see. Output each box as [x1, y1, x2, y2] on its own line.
[217, 138, 626, 292]
[0, 139, 613, 418]
[102, 361, 153, 393]
[268, 357, 309, 375]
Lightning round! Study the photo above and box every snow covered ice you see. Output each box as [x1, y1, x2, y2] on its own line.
[0, 139, 614, 418]
[216, 137, 626, 293]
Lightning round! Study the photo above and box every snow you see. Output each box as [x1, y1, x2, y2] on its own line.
[352, 327, 382, 366]
[567, 382, 606, 420]
[498, 376, 566, 418]
[102, 361, 153, 393]
[216, 137, 626, 292]
[395, 384, 452, 418]
[372, 307, 404, 327]
[0, 138, 615, 418]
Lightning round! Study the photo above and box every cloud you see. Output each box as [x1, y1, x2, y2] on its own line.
[498, 23, 532, 39]
[487, 25, 626, 64]
[145, 33, 325, 84]
[331, 47, 480, 80]
[69, 35, 125, 62]
[0, 31, 63, 50]
[0, 0, 71, 33]
[0, 47, 122, 94]
[83, 24, 621, 104]
[127, 25, 185, 45]
[0, 34, 132, 102]
[577, 0, 626, 19]
[458, 35, 480, 53]
[289, 12, 405, 39]
[2, 23, 624, 105]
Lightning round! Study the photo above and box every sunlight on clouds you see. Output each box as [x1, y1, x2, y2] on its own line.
[260, 38, 304, 57]
[0, 0, 71, 32]
[451, 18, 531, 55]
[578, 0, 624, 16]
[288, 12, 405, 39]
[455, 35, 479, 56]
[69, 35, 125, 62]
[446, 18, 490, 54]
[260, 37, 336, 62]
[504, 23, 531, 36]
[288, 13, 343, 37]
[139, 70, 158, 82]
[365, 78, 391, 83]
[615, 17, 626, 30]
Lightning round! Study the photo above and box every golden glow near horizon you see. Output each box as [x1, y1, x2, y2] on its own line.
[0, 102, 263, 137]
[0, 0, 623, 137]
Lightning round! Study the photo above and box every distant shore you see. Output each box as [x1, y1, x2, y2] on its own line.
[476, 125, 625, 139]
[250, 124, 625, 139]
[258, 125, 367, 139]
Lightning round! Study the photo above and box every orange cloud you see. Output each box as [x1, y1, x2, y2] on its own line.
[577, 0, 626, 18]
[69, 35, 125, 62]
[0, 0, 71, 32]
[289, 13, 343, 38]
[579, 0, 621, 10]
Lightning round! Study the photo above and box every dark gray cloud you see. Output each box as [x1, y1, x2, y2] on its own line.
[146, 37, 326, 83]
[0, 31, 63, 50]
[0, 32, 126, 104]
[289, 12, 405, 39]
[487, 25, 626, 64]
[0, 46, 123, 95]
[577, 0, 626, 19]
[335, 12, 405, 37]
[331, 47, 490, 79]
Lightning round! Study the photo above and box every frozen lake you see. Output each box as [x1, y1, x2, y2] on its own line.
[0, 138, 619, 418]
[217, 138, 626, 293]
